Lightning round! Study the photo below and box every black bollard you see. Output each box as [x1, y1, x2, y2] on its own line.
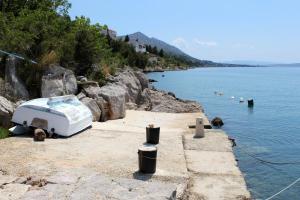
[138, 145, 157, 173]
[146, 126, 160, 144]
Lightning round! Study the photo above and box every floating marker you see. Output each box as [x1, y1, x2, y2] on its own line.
[248, 99, 254, 107]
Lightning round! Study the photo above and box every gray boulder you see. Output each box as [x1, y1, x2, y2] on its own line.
[82, 84, 126, 120]
[98, 84, 126, 120]
[4, 56, 29, 100]
[41, 64, 77, 98]
[134, 71, 149, 90]
[95, 97, 109, 122]
[80, 97, 101, 122]
[0, 96, 15, 128]
[81, 85, 102, 99]
[76, 92, 86, 101]
[114, 70, 142, 103]
[126, 102, 138, 110]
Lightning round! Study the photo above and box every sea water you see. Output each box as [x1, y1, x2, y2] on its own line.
[148, 66, 300, 200]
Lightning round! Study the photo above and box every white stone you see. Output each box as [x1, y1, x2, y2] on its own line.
[195, 118, 204, 138]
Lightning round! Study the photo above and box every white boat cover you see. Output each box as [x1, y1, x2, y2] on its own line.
[12, 95, 93, 137]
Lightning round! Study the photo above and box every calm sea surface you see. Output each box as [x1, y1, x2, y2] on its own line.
[148, 67, 300, 200]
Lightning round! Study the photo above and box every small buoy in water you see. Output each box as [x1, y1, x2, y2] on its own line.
[162, 74, 165, 77]
[214, 91, 218, 95]
[231, 96, 235, 99]
[248, 99, 254, 107]
[239, 97, 244, 103]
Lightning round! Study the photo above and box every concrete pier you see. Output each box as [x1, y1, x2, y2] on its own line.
[0, 110, 250, 199]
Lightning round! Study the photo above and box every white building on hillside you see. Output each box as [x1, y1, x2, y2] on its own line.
[135, 43, 146, 53]
[133, 39, 146, 53]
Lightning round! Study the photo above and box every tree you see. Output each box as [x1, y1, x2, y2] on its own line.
[124, 35, 129, 42]
[152, 46, 158, 55]
[159, 49, 164, 57]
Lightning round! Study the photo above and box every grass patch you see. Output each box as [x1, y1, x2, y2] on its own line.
[0, 127, 9, 139]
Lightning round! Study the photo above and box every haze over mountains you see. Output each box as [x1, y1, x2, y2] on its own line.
[227, 60, 300, 67]
[119, 32, 260, 67]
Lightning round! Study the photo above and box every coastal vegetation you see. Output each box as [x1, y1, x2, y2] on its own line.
[0, 0, 194, 87]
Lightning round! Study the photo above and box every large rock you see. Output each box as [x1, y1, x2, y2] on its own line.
[81, 85, 101, 99]
[113, 70, 142, 103]
[139, 89, 203, 113]
[0, 96, 15, 128]
[80, 97, 101, 122]
[134, 71, 149, 90]
[211, 117, 224, 128]
[95, 97, 109, 122]
[41, 64, 77, 98]
[98, 84, 126, 120]
[4, 56, 29, 100]
[82, 84, 126, 120]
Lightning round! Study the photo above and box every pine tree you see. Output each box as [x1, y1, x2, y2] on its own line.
[124, 35, 129, 42]
[159, 49, 164, 57]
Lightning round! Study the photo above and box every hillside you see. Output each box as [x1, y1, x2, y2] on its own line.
[119, 32, 212, 66]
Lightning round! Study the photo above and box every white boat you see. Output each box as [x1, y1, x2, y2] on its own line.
[12, 95, 93, 137]
[239, 97, 244, 103]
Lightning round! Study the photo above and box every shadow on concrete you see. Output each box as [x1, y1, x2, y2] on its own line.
[10, 125, 92, 139]
[132, 171, 154, 181]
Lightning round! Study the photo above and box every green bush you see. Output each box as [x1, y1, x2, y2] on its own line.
[0, 127, 9, 139]
[0, 0, 195, 83]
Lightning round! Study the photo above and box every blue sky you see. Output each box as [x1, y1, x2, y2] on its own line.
[69, 0, 300, 63]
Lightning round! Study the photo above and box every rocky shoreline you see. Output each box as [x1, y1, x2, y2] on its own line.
[0, 56, 203, 130]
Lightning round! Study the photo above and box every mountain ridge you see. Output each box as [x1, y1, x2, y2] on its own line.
[119, 32, 258, 68]
[119, 32, 212, 65]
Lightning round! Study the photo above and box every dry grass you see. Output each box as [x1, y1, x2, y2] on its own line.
[39, 51, 59, 68]
[102, 64, 111, 77]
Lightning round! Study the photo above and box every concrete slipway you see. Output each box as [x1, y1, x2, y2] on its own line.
[0, 110, 250, 200]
